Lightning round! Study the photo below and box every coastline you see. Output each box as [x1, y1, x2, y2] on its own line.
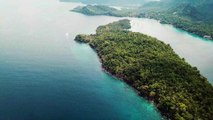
[74, 20, 213, 120]
[89, 43, 166, 120]
[76, 38, 163, 111]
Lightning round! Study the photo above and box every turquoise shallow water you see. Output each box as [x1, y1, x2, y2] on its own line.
[0, 0, 162, 119]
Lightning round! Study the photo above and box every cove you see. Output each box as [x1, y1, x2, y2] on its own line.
[0, 0, 162, 120]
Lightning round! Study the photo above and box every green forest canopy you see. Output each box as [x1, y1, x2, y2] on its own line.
[75, 19, 213, 120]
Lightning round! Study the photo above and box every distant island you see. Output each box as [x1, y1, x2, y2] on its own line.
[75, 19, 213, 120]
[60, 0, 146, 6]
[72, 4, 213, 40]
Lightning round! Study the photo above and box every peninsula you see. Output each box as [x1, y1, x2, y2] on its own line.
[75, 20, 213, 120]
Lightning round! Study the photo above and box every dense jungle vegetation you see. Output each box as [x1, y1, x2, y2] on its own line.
[75, 20, 213, 120]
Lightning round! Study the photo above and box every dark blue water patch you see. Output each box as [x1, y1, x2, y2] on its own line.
[0, 64, 162, 120]
[0, 41, 162, 120]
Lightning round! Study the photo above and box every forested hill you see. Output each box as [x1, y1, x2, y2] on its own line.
[65, 0, 213, 21]
[160, 0, 213, 7]
[142, 0, 213, 22]
[140, 0, 213, 38]
[75, 20, 213, 120]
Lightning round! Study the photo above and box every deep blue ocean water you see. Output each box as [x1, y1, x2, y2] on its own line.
[0, 0, 162, 119]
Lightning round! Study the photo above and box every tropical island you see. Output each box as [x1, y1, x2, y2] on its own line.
[75, 19, 213, 120]
[72, 1, 213, 40]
